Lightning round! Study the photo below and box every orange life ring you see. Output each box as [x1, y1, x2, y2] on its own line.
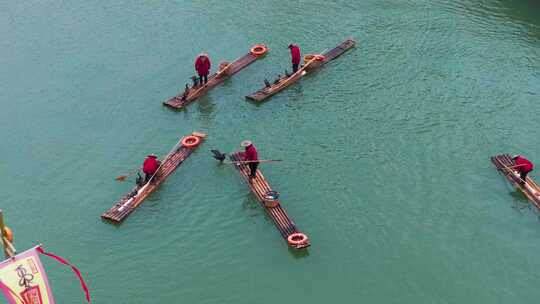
[287, 233, 308, 247]
[3, 227, 13, 242]
[181, 135, 201, 148]
[250, 44, 268, 57]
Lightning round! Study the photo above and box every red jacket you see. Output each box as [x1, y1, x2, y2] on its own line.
[194, 55, 211, 76]
[515, 156, 533, 173]
[244, 145, 258, 161]
[143, 156, 161, 175]
[289, 45, 301, 64]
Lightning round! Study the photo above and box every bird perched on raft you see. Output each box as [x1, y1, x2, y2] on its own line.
[512, 155, 534, 185]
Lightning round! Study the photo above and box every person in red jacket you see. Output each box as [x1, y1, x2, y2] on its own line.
[142, 154, 161, 183]
[241, 140, 259, 179]
[194, 53, 211, 86]
[288, 44, 301, 73]
[512, 155, 534, 185]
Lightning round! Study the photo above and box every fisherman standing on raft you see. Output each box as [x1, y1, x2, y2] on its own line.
[142, 154, 161, 183]
[512, 155, 534, 185]
[194, 53, 211, 87]
[241, 140, 259, 179]
[288, 44, 301, 73]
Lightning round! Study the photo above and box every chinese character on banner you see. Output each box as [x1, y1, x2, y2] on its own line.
[0, 245, 90, 304]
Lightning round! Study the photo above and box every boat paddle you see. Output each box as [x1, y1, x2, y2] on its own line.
[115, 169, 139, 182]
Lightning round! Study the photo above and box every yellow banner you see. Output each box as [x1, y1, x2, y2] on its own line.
[0, 246, 55, 304]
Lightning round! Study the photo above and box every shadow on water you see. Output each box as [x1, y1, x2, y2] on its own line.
[447, 0, 540, 43]
[509, 190, 533, 212]
[288, 246, 310, 258]
[101, 218, 123, 228]
[241, 193, 259, 210]
[498, 0, 540, 26]
[502, 0, 540, 45]
[288, 81, 305, 101]
[245, 98, 264, 107]
[159, 89, 215, 127]
[241, 193, 262, 222]
[196, 95, 215, 128]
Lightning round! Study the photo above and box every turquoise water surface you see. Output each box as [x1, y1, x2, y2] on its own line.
[1, 0, 540, 303]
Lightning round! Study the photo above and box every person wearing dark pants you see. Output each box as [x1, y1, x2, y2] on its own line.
[241, 140, 259, 179]
[199, 74, 207, 85]
[142, 154, 161, 183]
[513, 154, 534, 185]
[194, 53, 211, 86]
[288, 44, 301, 73]
[248, 162, 259, 179]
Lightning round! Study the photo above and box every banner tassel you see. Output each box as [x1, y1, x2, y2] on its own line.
[36, 246, 91, 303]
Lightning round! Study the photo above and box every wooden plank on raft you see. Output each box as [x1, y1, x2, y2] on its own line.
[101, 132, 207, 223]
[491, 154, 540, 210]
[245, 38, 356, 102]
[230, 152, 310, 249]
[163, 46, 267, 110]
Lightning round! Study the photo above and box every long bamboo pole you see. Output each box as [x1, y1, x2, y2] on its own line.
[224, 159, 282, 165]
[268, 48, 328, 92]
[0, 210, 16, 258]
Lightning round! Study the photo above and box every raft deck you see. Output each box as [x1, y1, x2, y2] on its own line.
[491, 154, 540, 210]
[102, 132, 207, 223]
[230, 152, 310, 249]
[164, 47, 266, 110]
[246, 39, 356, 102]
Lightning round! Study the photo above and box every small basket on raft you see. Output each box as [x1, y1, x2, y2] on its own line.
[303, 54, 325, 71]
[218, 61, 231, 77]
[263, 191, 280, 208]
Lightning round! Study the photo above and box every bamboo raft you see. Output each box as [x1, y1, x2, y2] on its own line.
[230, 152, 310, 249]
[163, 46, 267, 110]
[102, 132, 207, 223]
[491, 154, 540, 210]
[246, 39, 356, 102]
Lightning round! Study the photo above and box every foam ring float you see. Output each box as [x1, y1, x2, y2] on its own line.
[3, 227, 13, 242]
[287, 233, 308, 247]
[250, 44, 268, 57]
[181, 135, 201, 148]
